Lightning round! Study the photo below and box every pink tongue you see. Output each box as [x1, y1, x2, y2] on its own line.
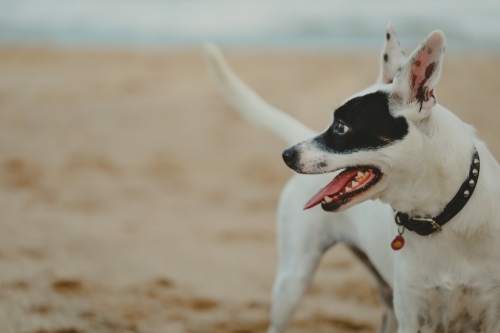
[303, 168, 360, 210]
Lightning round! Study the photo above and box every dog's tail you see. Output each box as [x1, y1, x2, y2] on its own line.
[203, 42, 316, 146]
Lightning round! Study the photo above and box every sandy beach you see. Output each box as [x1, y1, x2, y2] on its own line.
[0, 47, 499, 333]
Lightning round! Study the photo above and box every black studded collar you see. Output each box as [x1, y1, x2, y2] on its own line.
[394, 148, 480, 238]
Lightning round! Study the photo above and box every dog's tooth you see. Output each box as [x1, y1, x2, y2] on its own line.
[321, 200, 326, 204]
[324, 196, 333, 203]
[357, 171, 363, 178]
[364, 171, 369, 176]
[339, 192, 343, 196]
[345, 187, 351, 192]
[352, 181, 359, 187]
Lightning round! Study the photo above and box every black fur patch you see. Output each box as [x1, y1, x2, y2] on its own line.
[313, 91, 408, 153]
[316, 161, 327, 168]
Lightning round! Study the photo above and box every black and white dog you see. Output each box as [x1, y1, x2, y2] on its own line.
[204, 24, 500, 333]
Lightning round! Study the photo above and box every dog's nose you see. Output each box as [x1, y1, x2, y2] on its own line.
[282, 147, 298, 167]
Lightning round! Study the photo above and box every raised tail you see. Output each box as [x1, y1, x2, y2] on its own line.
[203, 42, 317, 146]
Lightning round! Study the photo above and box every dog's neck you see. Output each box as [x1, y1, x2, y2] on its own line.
[381, 105, 476, 218]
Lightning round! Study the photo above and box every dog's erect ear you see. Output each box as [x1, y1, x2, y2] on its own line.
[391, 31, 446, 120]
[377, 23, 406, 84]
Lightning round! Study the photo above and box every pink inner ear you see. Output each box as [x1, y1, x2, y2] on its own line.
[410, 48, 438, 102]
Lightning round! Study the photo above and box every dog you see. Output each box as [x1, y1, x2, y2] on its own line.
[204, 23, 500, 333]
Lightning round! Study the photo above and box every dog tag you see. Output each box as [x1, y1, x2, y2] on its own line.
[391, 235, 405, 250]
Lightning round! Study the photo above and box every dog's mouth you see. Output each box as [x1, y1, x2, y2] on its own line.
[304, 166, 382, 211]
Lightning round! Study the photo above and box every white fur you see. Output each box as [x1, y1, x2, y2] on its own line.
[378, 23, 406, 85]
[203, 42, 316, 145]
[204, 24, 500, 333]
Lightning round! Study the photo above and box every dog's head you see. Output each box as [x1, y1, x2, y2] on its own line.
[283, 24, 447, 212]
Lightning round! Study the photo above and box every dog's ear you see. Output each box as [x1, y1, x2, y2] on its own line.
[377, 23, 406, 85]
[391, 31, 446, 120]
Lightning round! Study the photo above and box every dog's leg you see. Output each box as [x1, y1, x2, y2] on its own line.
[267, 244, 326, 333]
[348, 245, 397, 333]
[267, 175, 340, 333]
[269, 175, 399, 333]
[379, 307, 398, 333]
[269, 242, 399, 333]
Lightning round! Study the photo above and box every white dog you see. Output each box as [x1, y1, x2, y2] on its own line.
[204, 24, 500, 333]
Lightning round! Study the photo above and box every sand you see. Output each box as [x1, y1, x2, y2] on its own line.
[0, 47, 499, 333]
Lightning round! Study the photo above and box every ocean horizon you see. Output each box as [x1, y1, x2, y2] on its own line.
[1, 0, 499, 53]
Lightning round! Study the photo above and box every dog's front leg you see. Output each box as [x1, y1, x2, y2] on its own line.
[393, 278, 426, 333]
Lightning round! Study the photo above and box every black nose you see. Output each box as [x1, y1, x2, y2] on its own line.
[282, 147, 298, 167]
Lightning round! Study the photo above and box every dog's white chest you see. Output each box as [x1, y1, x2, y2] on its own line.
[396, 246, 500, 333]
[416, 284, 488, 332]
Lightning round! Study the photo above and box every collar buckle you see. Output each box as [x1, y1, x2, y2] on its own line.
[412, 217, 442, 232]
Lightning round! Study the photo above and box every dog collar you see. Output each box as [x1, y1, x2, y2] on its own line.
[391, 148, 480, 250]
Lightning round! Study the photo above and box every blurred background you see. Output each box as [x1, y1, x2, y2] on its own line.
[0, 1, 499, 332]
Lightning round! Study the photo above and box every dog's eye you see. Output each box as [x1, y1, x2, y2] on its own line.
[334, 121, 350, 135]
